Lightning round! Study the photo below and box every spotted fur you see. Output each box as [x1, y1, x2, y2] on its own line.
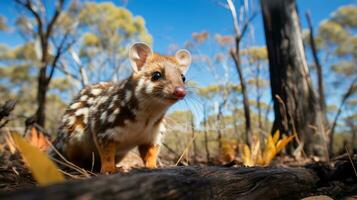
[51, 43, 191, 172]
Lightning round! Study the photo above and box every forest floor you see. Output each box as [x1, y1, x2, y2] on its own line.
[1, 143, 356, 200]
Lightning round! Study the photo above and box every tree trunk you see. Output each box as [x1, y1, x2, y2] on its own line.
[35, 67, 49, 127]
[203, 105, 210, 163]
[261, 0, 327, 157]
[190, 114, 197, 162]
[216, 99, 228, 152]
[231, 40, 252, 147]
[255, 63, 263, 131]
[2, 159, 356, 200]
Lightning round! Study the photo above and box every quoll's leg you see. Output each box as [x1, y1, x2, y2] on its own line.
[138, 144, 160, 169]
[95, 139, 117, 174]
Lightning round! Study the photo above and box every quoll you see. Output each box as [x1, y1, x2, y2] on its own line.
[51, 42, 191, 173]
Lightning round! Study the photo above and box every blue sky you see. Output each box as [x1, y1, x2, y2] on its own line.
[1, 0, 354, 51]
[0, 0, 355, 118]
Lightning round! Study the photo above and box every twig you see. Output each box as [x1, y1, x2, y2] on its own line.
[162, 143, 180, 157]
[175, 135, 198, 166]
[47, 138, 96, 177]
[275, 95, 307, 159]
[0, 100, 16, 128]
[345, 145, 357, 177]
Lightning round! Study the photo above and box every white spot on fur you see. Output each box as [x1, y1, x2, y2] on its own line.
[88, 97, 95, 104]
[75, 107, 89, 117]
[70, 102, 82, 109]
[109, 95, 118, 109]
[62, 114, 69, 123]
[74, 125, 84, 134]
[100, 111, 107, 123]
[72, 126, 84, 140]
[125, 90, 132, 102]
[91, 88, 102, 96]
[108, 86, 115, 93]
[99, 96, 109, 104]
[80, 95, 88, 101]
[108, 108, 120, 123]
[67, 116, 76, 126]
[145, 82, 154, 94]
[135, 78, 145, 96]
[120, 101, 125, 107]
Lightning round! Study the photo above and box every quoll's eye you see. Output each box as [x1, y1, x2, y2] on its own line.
[151, 71, 162, 81]
[181, 74, 186, 82]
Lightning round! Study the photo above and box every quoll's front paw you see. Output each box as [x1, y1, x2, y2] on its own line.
[100, 164, 118, 174]
[139, 144, 160, 169]
[145, 161, 157, 169]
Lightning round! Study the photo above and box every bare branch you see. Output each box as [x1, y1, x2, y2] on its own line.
[14, 0, 44, 43]
[57, 61, 81, 81]
[46, 32, 76, 84]
[240, 12, 257, 39]
[227, 0, 241, 36]
[329, 76, 357, 154]
[45, 0, 64, 39]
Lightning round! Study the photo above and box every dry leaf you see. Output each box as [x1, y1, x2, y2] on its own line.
[272, 130, 280, 144]
[276, 135, 295, 153]
[11, 132, 65, 186]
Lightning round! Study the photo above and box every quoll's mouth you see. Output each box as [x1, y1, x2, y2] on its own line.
[166, 95, 185, 101]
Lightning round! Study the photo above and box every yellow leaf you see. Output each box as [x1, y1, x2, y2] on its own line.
[272, 130, 280, 145]
[276, 135, 295, 153]
[250, 139, 261, 165]
[11, 132, 65, 186]
[242, 144, 253, 166]
[263, 134, 276, 165]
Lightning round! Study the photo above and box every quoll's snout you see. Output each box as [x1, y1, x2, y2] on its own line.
[173, 86, 186, 99]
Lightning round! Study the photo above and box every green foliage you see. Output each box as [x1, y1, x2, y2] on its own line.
[316, 5, 357, 78]
[330, 5, 357, 28]
[331, 61, 357, 76]
[240, 46, 268, 62]
[74, 2, 152, 82]
[317, 20, 349, 45]
[0, 1, 152, 132]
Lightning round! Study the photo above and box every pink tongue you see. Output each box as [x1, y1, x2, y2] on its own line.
[173, 87, 186, 98]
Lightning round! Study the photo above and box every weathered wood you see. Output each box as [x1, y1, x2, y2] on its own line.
[1, 159, 356, 200]
[261, 0, 327, 157]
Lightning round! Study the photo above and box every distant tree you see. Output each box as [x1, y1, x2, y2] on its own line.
[312, 5, 357, 154]
[70, 2, 152, 84]
[226, 0, 256, 147]
[0, 1, 152, 129]
[165, 110, 196, 163]
[241, 46, 269, 131]
[261, 0, 328, 158]
[0, 0, 75, 128]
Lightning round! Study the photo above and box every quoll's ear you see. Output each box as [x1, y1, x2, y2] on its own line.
[129, 42, 153, 72]
[175, 49, 191, 74]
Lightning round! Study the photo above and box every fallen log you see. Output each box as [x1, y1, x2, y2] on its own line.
[1, 158, 356, 200]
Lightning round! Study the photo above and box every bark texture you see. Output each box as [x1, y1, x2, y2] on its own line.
[261, 0, 326, 157]
[1, 159, 356, 200]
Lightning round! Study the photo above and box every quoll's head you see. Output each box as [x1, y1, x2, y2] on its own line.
[129, 42, 191, 105]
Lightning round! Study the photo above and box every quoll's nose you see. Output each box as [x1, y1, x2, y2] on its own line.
[173, 86, 186, 99]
